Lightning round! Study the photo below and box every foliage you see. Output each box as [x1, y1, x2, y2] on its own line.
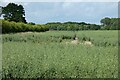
[28, 22, 35, 25]
[1, 20, 49, 33]
[2, 3, 26, 23]
[100, 17, 120, 30]
[1, 17, 120, 34]
[46, 22, 101, 31]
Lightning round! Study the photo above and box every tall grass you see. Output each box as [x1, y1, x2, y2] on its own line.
[2, 30, 118, 47]
[2, 30, 118, 78]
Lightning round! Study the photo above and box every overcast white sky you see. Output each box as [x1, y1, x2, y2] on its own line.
[1, 0, 120, 2]
[0, 0, 119, 24]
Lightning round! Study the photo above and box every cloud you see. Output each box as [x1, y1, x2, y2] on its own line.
[17, 2, 30, 6]
[0, 2, 9, 7]
[62, 2, 73, 8]
[1, 0, 120, 2]
[0, 2, 118, 24]
[0, 2, 30, 7]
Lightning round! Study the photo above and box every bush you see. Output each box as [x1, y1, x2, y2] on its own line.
[1, 20, 49, 33]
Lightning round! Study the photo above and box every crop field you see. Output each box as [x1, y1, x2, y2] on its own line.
[2, 30, 119, 78]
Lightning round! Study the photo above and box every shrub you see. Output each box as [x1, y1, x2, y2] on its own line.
[1, 20, 49, 33]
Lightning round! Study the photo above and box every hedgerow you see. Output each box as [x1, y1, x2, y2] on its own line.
[1, 20, 49, 33]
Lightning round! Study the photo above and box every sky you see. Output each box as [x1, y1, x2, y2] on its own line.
[1, 2, 118, 24]
[1, 0, 120, 2]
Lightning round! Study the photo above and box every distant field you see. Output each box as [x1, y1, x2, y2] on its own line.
[2, 30, 118, 78]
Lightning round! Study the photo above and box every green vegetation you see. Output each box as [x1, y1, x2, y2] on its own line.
[1, 19, 120, 34]
[1, 20, 49, 33]
[2, 3, 26, 23]
[1, 2, 119, 79]
[2, 31, 118, 78]
[46, 22, 101, 31]
[100, 17, 120, 30]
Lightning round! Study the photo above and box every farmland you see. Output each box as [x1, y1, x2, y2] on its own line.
[2, 30, 118, 78]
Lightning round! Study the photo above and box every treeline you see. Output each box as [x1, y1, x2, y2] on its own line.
[1, 20, 101, 34]
[46, 22, 101, 31]
[1, 17, 120, 34]
[1, 20, 49, 33]
[47, 17, 120, 31]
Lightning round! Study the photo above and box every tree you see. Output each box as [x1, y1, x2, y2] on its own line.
[100, 17, 120, 30]
[28, 22, 35, 25]
[100, 17, 111, 26]
[2, 3, 27, 23]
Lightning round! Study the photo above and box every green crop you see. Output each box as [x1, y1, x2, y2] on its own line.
[2, 30, 118, 78]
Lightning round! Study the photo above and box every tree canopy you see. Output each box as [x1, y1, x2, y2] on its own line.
[100, 17, 120, 30]
[2, 3, 27, 23]
[46, 22, 101, 31]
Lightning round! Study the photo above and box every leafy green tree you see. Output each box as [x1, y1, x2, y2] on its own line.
[2, 3, 26, 23]
[100, 17, 111, 26]
[28, 22, 35, 25]
[100, 17, 120, 30]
